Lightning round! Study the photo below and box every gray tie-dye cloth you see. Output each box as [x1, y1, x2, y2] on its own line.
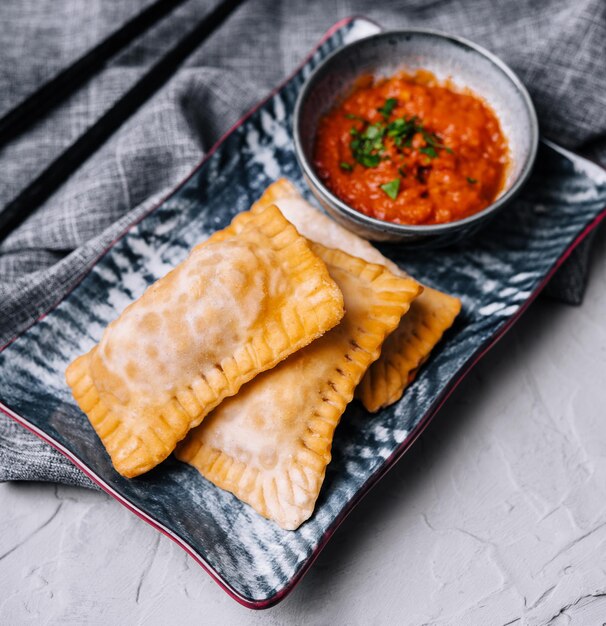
[1, 0, 605, 488]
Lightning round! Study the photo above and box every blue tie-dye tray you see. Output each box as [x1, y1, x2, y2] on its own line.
[1, 18, 606, 609]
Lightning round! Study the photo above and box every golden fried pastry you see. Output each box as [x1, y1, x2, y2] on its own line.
[357, 286, 461, 411]
[66, 205, 344, 478]
[177, 244, 421, 529]
[252, 179, 461, 412]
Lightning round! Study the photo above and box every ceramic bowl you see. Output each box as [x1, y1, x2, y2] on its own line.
[293, 29, 539, 245]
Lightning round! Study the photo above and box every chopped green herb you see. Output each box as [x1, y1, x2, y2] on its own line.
[380, 178, 401, 200]
[398, 165, 407, 178]
[420, 145, 438, 159]
[340, 162, 353, 172]
[377, 97, 397, 120]
[365, 122, 385, 140]
[356, 153, 382, 168]
[346, 113, 451, 170]
[350, 122, 386, 168]
[421, 129, 437, 146]
[467, 177, 477, 184]
[421, 128, 453, 155]
[387, 116, 421, 147]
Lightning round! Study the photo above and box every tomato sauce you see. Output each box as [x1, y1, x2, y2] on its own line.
[313, 71, 509, 225]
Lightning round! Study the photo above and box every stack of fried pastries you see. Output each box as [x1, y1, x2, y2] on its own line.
[66, 180, 460, 530]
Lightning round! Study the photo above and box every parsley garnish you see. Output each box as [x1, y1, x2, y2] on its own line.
[420, 145, 438, 159]
[344, 105, 454, 190]
[377, 97, 397, 120]
[387, 116, 421, 147]
[380, 178, 401, 200]
[365, 122, 385, 140]
[467, 177, 477, 184]
[420, 129, 453, 157]
[350, 122, 386, 168]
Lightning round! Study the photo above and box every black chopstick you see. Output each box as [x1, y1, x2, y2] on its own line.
[0, 0, 191, 147]
[0, 0, 246, 244]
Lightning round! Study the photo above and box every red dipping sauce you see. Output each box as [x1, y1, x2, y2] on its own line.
[313, 71, 509, 225]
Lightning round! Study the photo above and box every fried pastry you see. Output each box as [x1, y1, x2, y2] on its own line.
[252, 179, 461, 412]
[177, 244, 421, 529]
[357, 286, 461, 411]
[66, 205, 344, 478]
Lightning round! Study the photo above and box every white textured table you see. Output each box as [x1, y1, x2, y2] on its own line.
[2, 228, 606, 625]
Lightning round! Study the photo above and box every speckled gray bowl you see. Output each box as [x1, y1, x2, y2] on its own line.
[293, 29, 539, 245]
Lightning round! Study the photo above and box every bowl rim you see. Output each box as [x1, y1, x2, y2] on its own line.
[293, 28, 540, 235]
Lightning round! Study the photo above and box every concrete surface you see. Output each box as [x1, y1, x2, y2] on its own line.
[1, 226, 606, 625]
